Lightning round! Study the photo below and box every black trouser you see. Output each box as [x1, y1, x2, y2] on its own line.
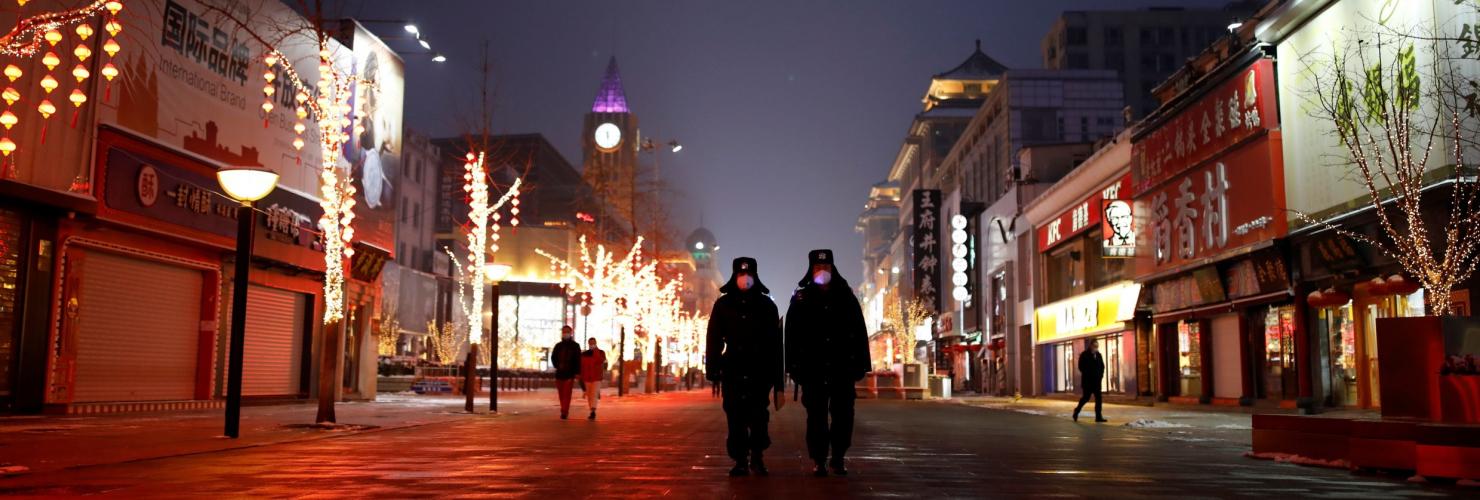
[801, 379, 856, 464]
[721, 375, 771, 462]
[1075, 383, 1102, 418]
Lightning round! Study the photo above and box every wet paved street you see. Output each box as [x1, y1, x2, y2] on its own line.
[0, 390, 1468, 498]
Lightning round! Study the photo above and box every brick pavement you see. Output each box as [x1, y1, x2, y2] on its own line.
[0, 390, 1472, 498]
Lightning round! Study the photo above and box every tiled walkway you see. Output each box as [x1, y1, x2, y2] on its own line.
[0, 390, 1469, 498]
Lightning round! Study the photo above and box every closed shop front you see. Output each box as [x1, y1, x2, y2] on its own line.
[73, 251, 206, 403]
[237, 285, 310, 397]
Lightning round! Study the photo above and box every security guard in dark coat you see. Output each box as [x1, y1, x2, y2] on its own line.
[706, 257, 784, 477]
[785, 249, 870, 477]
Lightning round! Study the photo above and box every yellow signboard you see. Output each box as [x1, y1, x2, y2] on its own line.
[1035, 282, 1140, 344]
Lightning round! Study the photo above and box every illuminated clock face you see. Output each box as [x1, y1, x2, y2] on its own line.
[594, 122, 622, 150]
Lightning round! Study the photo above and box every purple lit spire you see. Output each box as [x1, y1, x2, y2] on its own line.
[591, 56, 629, 113]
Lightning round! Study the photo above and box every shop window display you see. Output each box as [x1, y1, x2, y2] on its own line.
[1053, 341, 1075, 392]
[1323, 304, 1358, 407]
[1101, 334, 1124, 393]
[1178, 321, 1202, 398]
[1262, 305, 1297, 400]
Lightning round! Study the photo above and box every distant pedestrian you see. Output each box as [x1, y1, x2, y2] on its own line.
[785, 249, 869, 477]
[707, 257, 784, 477]
[550, 326, 582, 420]
[1073, 339, 1107, 423]
[581, 337, 607, 420]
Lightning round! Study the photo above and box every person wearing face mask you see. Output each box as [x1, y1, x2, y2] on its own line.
[550, 326, 582, 420]
[785, 249, 870, 477]
[706, 257, 784, 477]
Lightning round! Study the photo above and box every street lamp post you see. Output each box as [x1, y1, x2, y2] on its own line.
[487, 263, 511, 412]
[638, 138, 679, 395]
[217, 167, 280, 439]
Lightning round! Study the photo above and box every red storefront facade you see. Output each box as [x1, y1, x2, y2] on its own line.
[1131, 57, 1301, 406]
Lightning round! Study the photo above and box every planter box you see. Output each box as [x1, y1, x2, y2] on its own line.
[1376, 316, 1480, 423]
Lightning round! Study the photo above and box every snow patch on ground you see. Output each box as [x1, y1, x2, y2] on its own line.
[1123, 419, 1191, 429]
[1214, 423, 1252, 430]
[1244, 451, 1351, 469]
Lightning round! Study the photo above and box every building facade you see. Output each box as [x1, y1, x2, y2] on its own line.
[1041, 2, 1260, 119]
[381, 130, 443, 360]
[0, 2, 402, 412]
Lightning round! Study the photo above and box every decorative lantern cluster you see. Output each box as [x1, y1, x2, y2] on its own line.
[0, 0, 124, 165]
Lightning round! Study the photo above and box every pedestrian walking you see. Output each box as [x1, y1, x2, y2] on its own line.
[707, 257, 784, 477]
[785, 249, 869, 477]
[550, 326, 582, 420]
[1073, 339, 1108, 423]
[580, 337, 607, 420]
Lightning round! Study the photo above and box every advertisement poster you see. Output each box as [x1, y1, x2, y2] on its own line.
[100, 0, 401, 253]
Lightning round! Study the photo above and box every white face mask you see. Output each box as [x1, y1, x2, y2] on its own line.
[813, 270, 832, 286]
[737, 275, 754, 291]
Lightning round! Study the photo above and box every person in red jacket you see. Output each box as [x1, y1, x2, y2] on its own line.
[580, 337, 608, 420]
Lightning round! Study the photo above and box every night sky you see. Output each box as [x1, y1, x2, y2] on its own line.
[352, 0, 1229, 307]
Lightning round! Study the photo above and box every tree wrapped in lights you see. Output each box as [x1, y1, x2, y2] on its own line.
[454, 151, 521, 349]
[1298, 27, 1480, 316]
[536, 235, 699, 371]
[883, 293, 930, 365]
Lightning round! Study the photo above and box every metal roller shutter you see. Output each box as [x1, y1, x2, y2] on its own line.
[74, 251, 202, 403]
[238, 285, 306, 396]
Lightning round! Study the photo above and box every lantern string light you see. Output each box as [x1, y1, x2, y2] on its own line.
[0, 0, 118, 58]
[0, 0, 123, 165]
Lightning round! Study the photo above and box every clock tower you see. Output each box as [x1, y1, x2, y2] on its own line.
[583, 56, 640, 233]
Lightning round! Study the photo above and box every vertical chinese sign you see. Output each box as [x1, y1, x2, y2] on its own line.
[913, 189, 942, 313]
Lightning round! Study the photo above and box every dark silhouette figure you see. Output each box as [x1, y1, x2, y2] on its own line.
[550, 326, 582, 420]
[707, 257, 784, 477]
[786, 249, 869, 477]
[1073, 339, 1107, 423]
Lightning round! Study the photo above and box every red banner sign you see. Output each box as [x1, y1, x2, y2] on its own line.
[1132, 59, 1277, 197]
[1038, 173, 1132, 252]
[1134, 136, 1287, 277]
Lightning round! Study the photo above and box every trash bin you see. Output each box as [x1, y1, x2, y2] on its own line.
[903, 363, 923, 388]
[929, 375, 952, 399]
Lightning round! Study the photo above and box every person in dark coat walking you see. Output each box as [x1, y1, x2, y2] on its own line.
[1073, 339, 1107, 423]
[707, 257, 784, 477]
[550, 326, 583, 420]
[785, 249, 869, 477]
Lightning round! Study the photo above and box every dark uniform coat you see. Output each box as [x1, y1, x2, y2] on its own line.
[706, 257, 783, 463]
[784, 249, 870, 466]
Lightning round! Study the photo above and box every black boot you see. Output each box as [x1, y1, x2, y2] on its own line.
[729, 461, 749, 477]
[829, 457, 848, 476]
[561, 411, 568, 420]
[813, 461, 828, 477]
[589, 410, 596, 420]
[750, 454, 768, 476]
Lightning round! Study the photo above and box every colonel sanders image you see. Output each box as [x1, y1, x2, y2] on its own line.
[1104, 200, 1133, 247]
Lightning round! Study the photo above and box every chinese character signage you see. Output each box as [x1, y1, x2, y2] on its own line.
[100, 0, 403, 254]
[1037, 173, 1131, 252]
[1225, 249, 1289, 298]
[100, 139, 325, 261]
[1034, 282, 1140, 343]
[1131, 59, 1277, 197]
[1134, 134, 1287, 277]
[913, 189, 942, 313]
